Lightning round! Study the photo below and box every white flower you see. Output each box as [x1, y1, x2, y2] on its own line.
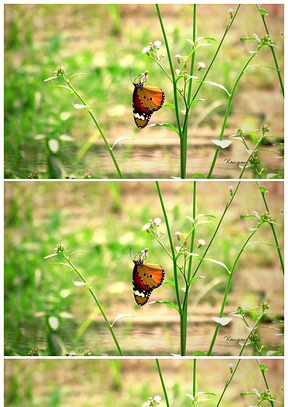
[154, 40, 161, 48]
[154, 218, 161, 225]
[198, 239, 205, 246]
[142, 46, 151, 54]
[154, 396, 162, 402]
[142, 223, 151, 231]
[198, 62, 206, 69]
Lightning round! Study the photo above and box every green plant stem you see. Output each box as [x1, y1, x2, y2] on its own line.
[63, 254, 124, 356]
[156, 181, 181, 312]
[156, 4, 182, 137]
[256, 4, 284, 97]
[192, 5, 241, 102]
[180, 5, 197, 178]
[193, 359, 196, 398]
[207, 45, 262, 178]
[256, 181, 284, 274]
[180, 182, 197, 355]
[207, 226, 259, 355]
[156, 359, 170, 407]
[191, 181, 241, 281]
[63, 76, 124, 179]
[216, 359, 241, 407]
[180, 6, 241, 178]
[256, 359, 275, 407]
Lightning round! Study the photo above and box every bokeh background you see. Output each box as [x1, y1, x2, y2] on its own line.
[4, 359, 284, 407]
[4, 180, 284, 356]
[4, 4, 284, 179]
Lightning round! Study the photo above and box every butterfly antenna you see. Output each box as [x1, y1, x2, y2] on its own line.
[129, 248, 134, 260]
[129, 70, 134, 84]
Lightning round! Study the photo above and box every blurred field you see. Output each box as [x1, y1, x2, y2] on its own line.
[4, 180, 284, 356]
[4, 4, 284, 179]
[4, 359, 284, 407]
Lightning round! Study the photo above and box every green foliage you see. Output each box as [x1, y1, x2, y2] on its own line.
[4, 4, 284, 178]
[4, 181, 284, 355]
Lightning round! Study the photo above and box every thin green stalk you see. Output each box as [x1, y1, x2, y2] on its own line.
[193, 359, 196, 398]
[192, 180, 241, 281]
[256, 4, 284, 97]
[216, 359, 241, 407]
[207, 226, 259, 355]
[187, 182, 197, 283]
[62, 76, 124, 179]
[180, 182, 197, 355]
[256, 181, 284, 274]
[63, 254, 124, 356]
[156, 359, 170, 407]
[180, 5, 197, 178]
[181, 6, 241, 178]
[156, 4, 182, 137]
[207, 45, 262, 178]
[192, 142, 273, 282]
[256, 359, 275, 407]
[156, 181, 181, 312]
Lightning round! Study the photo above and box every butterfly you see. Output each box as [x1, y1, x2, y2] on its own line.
[132, 76, 165, 129]
[132, 255, 165, 306]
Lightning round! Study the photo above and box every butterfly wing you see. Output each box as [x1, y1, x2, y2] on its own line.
[132, 261, 165, 306]
[137, 85, 165, 112]
[137, 262, 165, 289]
[132, 87, 152, 129]
[132, 83, 165, 129]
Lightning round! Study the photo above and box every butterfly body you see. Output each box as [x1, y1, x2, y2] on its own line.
[132, 80, 165, 129]
[132, 258, 165, 306]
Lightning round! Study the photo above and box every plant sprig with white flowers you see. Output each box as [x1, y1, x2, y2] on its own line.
[143, 180, 284, 357]
[140, 5, 284, 179]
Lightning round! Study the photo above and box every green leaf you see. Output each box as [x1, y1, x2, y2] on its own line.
[258, 186, 267, 194]
[44, 253, 58, 259]
[163, 281, 175, 286]
[44, 76, 58, 82]
[112, 137, 134, 149]
[266, 173, 278, 179]
[70, 250, 88, 257]
[74, 104, 87, 109]
[69, 72, 88, 80]
[74, 281, 88, 287]
[111, 313, 135, 326]
[191, 173, 207, 178]
[204, 258, 230, 273]
[202, 81, 230, 96]
[240, 214, 257, 219]
[163, 103, 185, 114]
[258, 363, 267, 371]
[212, 317, 232, 326]
[244, 241, 279, 250]
[240, 392, 257, 397]
[151, 123, 179, 135]
[245, 64, 279, 72]
[150, 300, 180, 313]
[196, 36, 217, 42]
[240, 36, 257, 42]
[259, 8, 267, 16]
[192, 350, 207, 355]
[212, 140, 233, 148]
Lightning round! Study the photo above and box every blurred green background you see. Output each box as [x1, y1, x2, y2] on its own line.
[4, 359, 284, 407]
[4, 180, 284, 356]
[4, 4, 284, 179]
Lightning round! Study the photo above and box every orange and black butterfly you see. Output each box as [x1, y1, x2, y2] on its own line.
[132, 254, 165, 306]
[132, 74, 165, 129]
